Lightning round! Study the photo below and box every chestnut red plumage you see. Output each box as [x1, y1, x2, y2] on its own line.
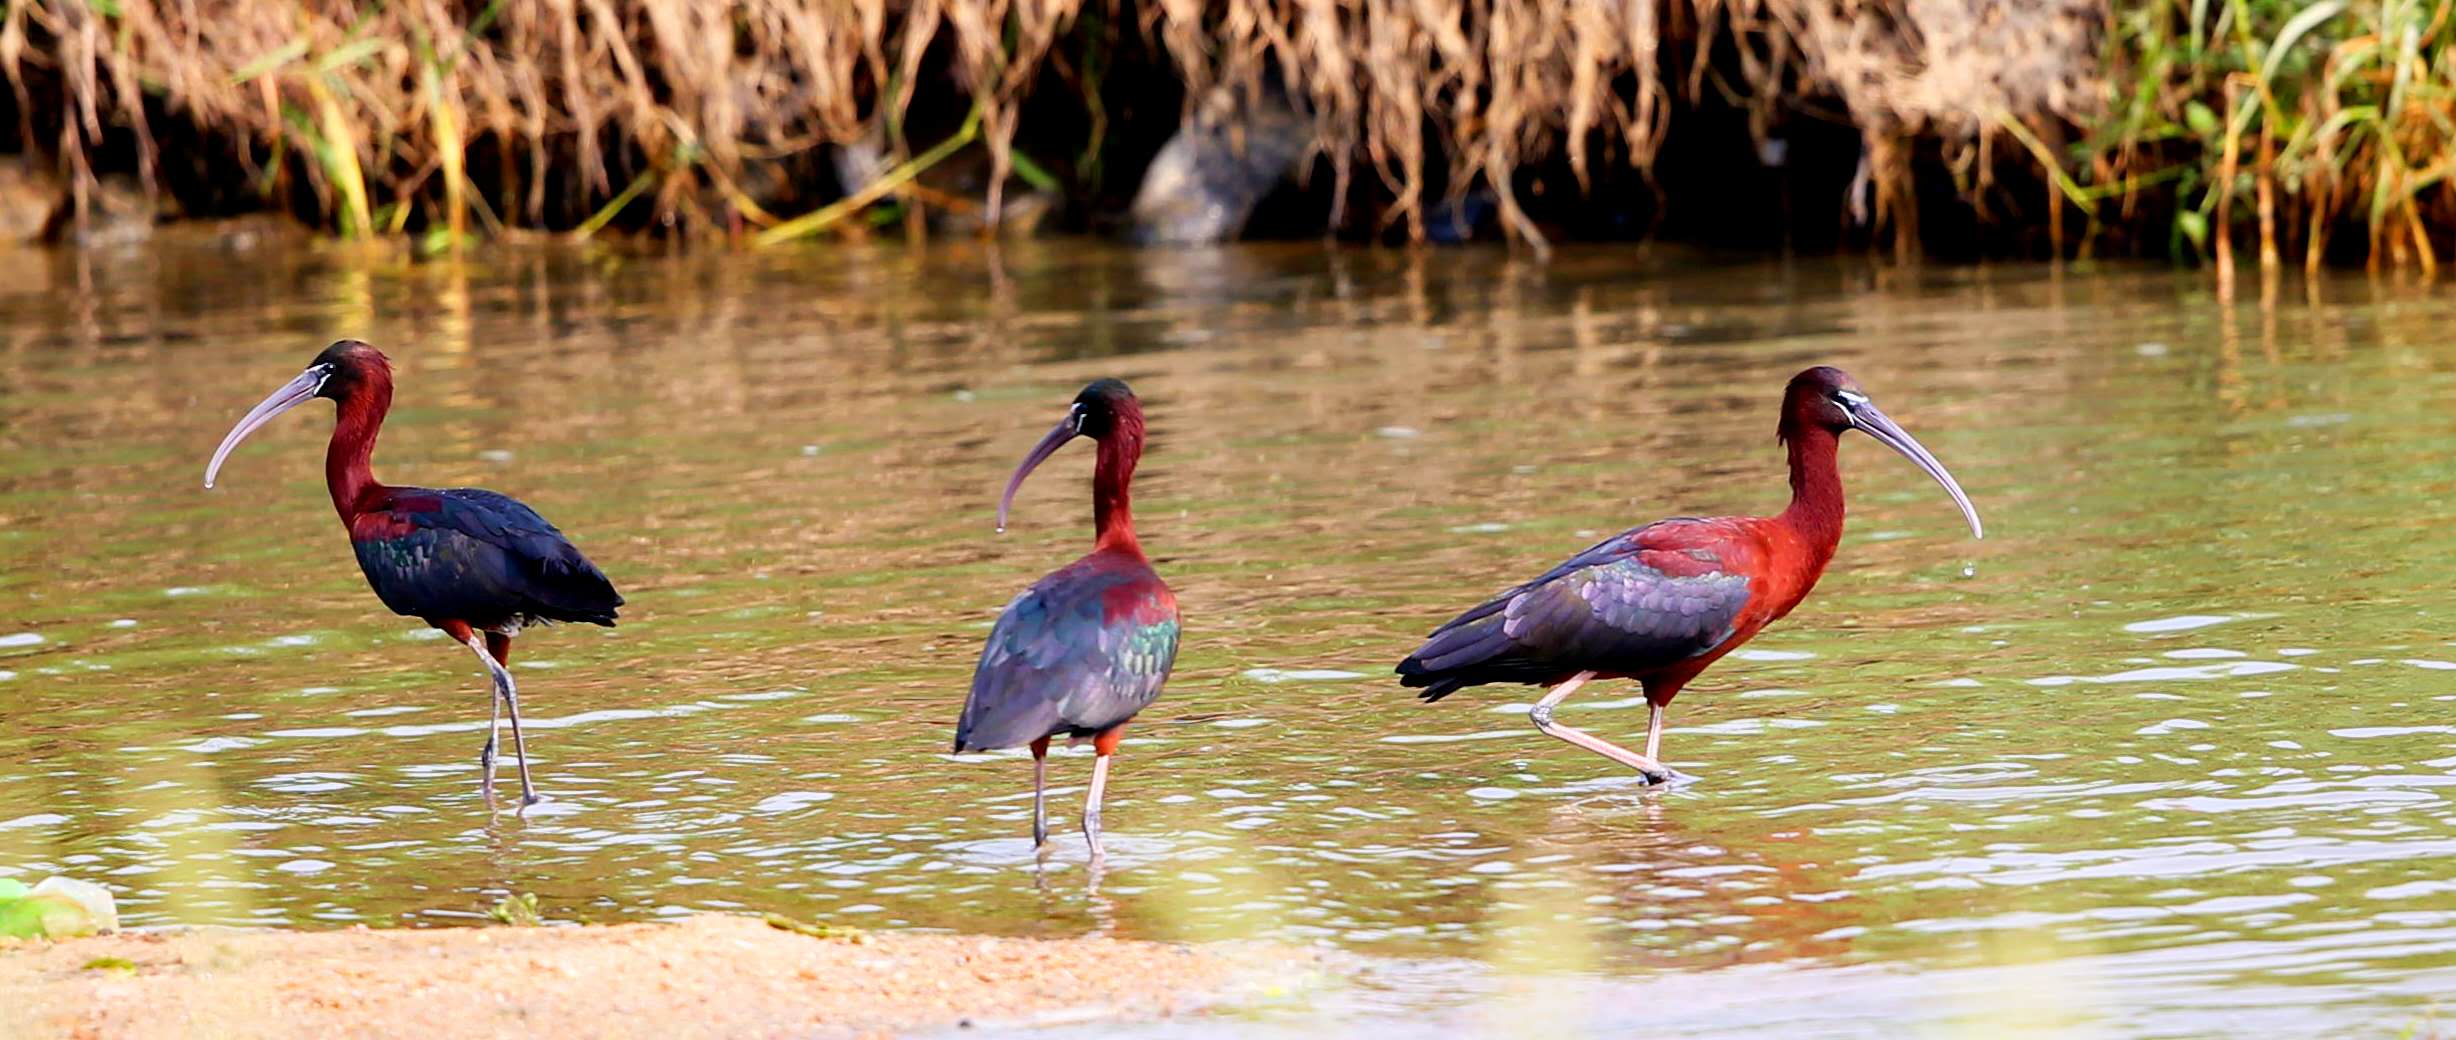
[205, 340, 622, 808]
[1396, 366, 1982, 784]
[956, 379, 1179, 859]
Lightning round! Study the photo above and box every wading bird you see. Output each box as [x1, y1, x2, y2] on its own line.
[204, 340, 622, 807]
[955, 380, 1179, 858]
[1396, 366, 1982, 783]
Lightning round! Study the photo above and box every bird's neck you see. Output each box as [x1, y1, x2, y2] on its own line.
[1092, 424, 1143, 556]
[325, 382, 391, 521]
[1775, 425, 1844, 577]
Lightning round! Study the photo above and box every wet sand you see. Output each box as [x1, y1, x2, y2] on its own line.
[0, 914, 1306, 1038]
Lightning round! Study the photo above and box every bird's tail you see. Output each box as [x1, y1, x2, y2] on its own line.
[529, 553, 624, 627]
[1395, 668, 1477, 702]
[952, 683, 1063, 754]
[1395, 611, 1522, 702]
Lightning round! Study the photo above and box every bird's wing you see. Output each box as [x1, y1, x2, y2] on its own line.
[1398, 520, 1754, 694]
[350, 487, 622, 624]
[955, 564, 1179, 752]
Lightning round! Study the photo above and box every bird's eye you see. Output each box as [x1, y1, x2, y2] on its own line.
[1833, 389, 1870, 410]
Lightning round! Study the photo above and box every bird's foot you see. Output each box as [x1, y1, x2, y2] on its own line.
[1081, 813, 1104, 860]
[478, 738, 499, 804]
[1636, 763, 1697, 787]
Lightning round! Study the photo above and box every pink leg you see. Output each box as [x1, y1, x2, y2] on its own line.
[457, 629, 539, 807]
[1029, 736, 1051, 848]
[1530, 671, 1675, 784]
[1083, 726, 1125, 859]
[1083, 755, 1112, 859]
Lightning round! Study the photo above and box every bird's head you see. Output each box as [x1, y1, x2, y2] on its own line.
[1782, 365, 1868, 433]
[306, 339, 392, 402]
[204, 340, 393, 489]
[1781, 365, 1984, 539]
[1068, 378, 1141, 440]
[996, 378, 1144, 532]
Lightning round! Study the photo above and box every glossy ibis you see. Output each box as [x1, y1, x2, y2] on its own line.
[204, 340, 622, 807]
[955, 380, 1179, 858]
[1396, 366, 1982, 783]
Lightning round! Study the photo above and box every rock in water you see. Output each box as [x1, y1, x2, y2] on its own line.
[0, 877, 120, 939]
[0, 159, 61, 244]
[1128, 87, 1313, 246]
[38, 174, 163, 248]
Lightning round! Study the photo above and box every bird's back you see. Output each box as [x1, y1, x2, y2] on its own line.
[956, 552, 1178, 752]
[349, 486, 622, 631]
[1396, 518, 1760, 700]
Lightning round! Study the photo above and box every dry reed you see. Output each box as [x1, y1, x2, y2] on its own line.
[0, 0, 2450, 265]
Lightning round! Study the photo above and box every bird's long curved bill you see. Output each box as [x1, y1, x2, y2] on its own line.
[1850, 403, 1984, 539]
[204, 366, 329, 489]
[995, 416, 1080, 532]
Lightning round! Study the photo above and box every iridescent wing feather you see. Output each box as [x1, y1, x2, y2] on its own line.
[1396, 520, 1752, 700]
[956, 560, 1179, 752]
[351, 487, 622, 627]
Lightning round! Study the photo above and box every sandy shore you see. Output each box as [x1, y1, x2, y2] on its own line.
[0, 914, 1307, 1039]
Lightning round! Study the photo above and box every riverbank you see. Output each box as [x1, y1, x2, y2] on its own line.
[0, 914, 1310, 1038]
[3, 1, 2449, 264]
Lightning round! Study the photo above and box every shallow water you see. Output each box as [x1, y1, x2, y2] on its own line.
[4, 237, 2455, 1036]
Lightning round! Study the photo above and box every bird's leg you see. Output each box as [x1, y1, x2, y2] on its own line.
[1645, 700, 1667, 761]
[500, 669, 540, 809]
[481, 632, 514, 805]
[1083, 726, 1125, 860]
[1083, 755, 1112, 860]
[443, 622, 498, 806]
[1529, 671, 1675, 784]
[460, 631, 541, 807]
[1029, 736, 1051, 849]
[480, 688, 502, 805]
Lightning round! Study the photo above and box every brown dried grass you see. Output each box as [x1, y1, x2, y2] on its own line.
[4, 0, 1002, 236]
[3, 0, 2444, 265]
[7, 0, 2079, 249]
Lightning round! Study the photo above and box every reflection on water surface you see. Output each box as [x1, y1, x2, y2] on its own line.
[4, 238, 2456, 1035]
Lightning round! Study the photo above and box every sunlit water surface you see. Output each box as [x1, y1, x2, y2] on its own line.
[4, 237, 2455, 1037]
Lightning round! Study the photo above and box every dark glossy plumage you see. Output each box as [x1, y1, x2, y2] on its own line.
[954, 553, 1179, 753]
[205, 339, 628, 808]
[349, 486, 622, 633]
[1393, 368, 1985, 786]
[1398, 519, 1755, 701]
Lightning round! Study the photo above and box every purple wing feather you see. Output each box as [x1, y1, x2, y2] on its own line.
[1396, 521, 1751, 700]
[955, 559, 1180, 752]
[351, 487, 621, 628]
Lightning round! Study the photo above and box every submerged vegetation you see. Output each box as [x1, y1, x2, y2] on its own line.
[0, 0, 2450, 264]
[486, 891, 544, 927]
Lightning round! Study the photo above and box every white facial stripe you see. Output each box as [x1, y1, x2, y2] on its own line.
[1835, 389, 1870, 408]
